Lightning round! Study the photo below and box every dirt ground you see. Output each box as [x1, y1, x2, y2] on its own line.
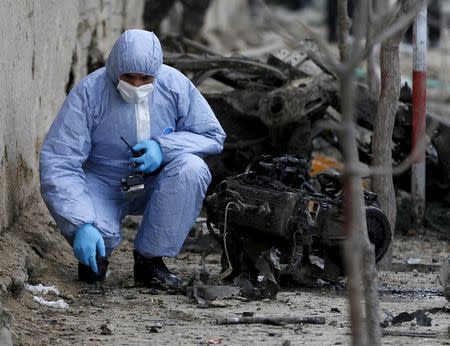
[0, 199, 449, 346]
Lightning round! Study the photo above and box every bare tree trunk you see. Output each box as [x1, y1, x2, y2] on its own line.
[366, 0, 380, 96]
[366, 0, 385, 96]
[367, 47, 380, 96]
[337, 0, 425, 345]
[340, 74, 368, 346]
[372, 0, 425, 268]
[362, 240, 381, 345]
[341, 69, 381, 346]
[339, 1, 382, 344]
[338, 0, 351, 62]
[442, 2, 450, 94]
[337, 2, 366, 344]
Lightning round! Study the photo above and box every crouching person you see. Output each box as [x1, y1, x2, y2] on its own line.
[39, 29, 225, 289]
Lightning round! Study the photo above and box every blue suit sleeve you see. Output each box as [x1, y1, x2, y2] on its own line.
[39, 84, 96, 237]
[154, 81, 226, 165]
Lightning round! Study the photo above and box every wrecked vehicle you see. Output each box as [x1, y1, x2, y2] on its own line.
[161, 36, 446, 283]
[163, 37, 450, 203]
[205, 154, 392, 284]
[163, 38, 337, 182]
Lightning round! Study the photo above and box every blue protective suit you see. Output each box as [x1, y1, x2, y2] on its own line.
[40, 30, 226, 257]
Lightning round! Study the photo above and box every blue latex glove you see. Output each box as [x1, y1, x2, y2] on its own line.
[130, 139, 163, 173]
[73, 224, 106, 272]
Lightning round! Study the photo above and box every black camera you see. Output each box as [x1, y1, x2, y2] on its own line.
[121, 173, 145, 194]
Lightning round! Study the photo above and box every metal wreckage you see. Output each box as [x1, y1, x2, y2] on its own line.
[163, 37, 449, 295]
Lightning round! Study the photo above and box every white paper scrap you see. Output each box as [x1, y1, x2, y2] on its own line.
[33, 296, 69, 309]
[24, 283, 60, 295]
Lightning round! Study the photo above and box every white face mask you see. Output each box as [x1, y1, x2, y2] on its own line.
[117, 79, 154, 104]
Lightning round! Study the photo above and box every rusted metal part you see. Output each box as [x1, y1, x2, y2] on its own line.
[381, 331, 438, 338]
[258, 75, 336, 127]
[216, 315, 326, 325]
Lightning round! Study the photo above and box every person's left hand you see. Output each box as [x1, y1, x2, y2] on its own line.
[130, 139, 163, 173]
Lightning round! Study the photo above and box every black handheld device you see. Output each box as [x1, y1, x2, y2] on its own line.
[120, 136, 145, 196]
[120, 136, 143, 157]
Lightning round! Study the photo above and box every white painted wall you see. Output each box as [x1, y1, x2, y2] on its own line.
[0, 0, 144, 231]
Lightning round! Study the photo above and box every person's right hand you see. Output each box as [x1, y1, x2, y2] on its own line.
[130, 139, 163, 173]
[73, 224, 106, 272]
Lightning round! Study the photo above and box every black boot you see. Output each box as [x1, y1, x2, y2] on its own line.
[78, 256, 109, 284]
[133, 250, 180, 289]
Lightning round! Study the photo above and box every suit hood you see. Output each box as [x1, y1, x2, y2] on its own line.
[106, 29, 163, 83]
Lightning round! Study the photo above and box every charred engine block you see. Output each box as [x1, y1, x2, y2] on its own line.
[205, 155, 391, 283]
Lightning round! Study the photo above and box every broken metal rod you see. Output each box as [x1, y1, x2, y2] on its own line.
[382, 330, 438, 338]
[215, 315, 325, 325]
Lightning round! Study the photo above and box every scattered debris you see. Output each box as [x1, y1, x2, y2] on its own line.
[391, 310, 432, 327]
[186, 282, 240, 306]
[100, 321, 115, 335]
[146, 323, 162, 333]
[406, 258, 421, 265]
[254, 248, 281, 299]
[124, 294, 138, 300]
[378, 285, 443, 299]
[207, 299, 233, 308]
[207, 338, 223, 344]
[24, 283, 60, 295]
[185, 254, 282, 306]
[233, 273, 276, 301]
[382, 330, 438, 338]
[32, 296, 69, 309]
[382, 307, 450, 328]
[216, 315, 326, 326]
[25, 282, 69, 309]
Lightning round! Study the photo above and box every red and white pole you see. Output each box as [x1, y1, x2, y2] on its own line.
[411, 5, 427, 226]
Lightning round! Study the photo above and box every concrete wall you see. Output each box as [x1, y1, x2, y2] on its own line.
[0, 0, 144, 232]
